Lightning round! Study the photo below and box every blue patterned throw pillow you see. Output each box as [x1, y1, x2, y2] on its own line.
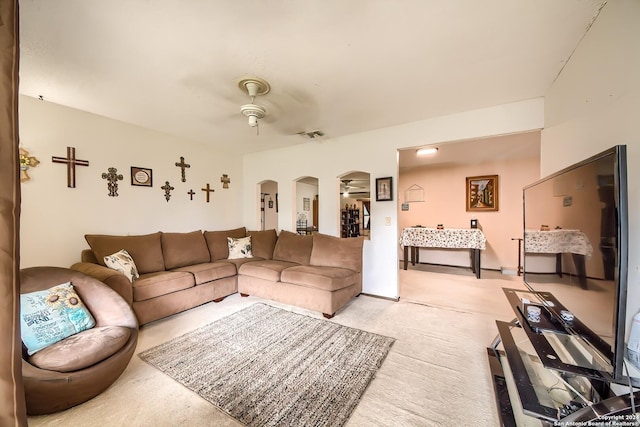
[20, 282, 96, 355]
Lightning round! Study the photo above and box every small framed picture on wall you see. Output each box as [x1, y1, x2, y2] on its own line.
[131, 167, 153, 187]
[376, 177, 393, 201]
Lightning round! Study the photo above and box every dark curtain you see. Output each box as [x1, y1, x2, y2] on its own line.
[0, 0, 28, 425]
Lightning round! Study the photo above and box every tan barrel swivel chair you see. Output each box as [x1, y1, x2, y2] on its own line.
[20, 267, 138, 415]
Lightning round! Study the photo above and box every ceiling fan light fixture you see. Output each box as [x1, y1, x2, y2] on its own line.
[238, 77, 271, 130]
[240, 103, 266, 127]
[238, 77, 271, 97]
[417, 147, 438, 156]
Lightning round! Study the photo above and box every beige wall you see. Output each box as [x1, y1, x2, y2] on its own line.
[398, 155, 540, 270]
[19, 95, 244, 268]
[542, 0, 640, 332]
[243, 98, 545, 297]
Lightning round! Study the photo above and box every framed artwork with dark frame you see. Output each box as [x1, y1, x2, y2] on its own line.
[375, 177, 393, 201]
[466, 174, 499, 211]
[131, 167, 153, 187]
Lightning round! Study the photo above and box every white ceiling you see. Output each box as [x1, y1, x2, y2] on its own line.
[19, 1, 605, 157]
[398, 131, 541, 171]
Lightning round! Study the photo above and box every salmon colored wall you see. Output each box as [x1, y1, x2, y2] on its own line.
[398, 156, 540, 271]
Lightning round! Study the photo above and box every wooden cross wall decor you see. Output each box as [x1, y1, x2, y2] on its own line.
[101, 167, 124, 197]
[220, 174, 231, 189]
[201, 183, 215, 203]
[161, 181, 174, 202]
[175, 156, 190, 182]
[52, 146, 89, 188]
[187, 189, 195, 200]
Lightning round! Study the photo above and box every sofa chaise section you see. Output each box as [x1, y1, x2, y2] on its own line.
[238, 231, 364, 318]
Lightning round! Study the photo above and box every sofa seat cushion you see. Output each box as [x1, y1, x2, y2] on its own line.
[133, 271, 194, 301]
[238, 260, 299, 282]
[28, 326, 131, 372]
[172, 262, 237, 285]
[280, 266, 358, 292]
[224, 257, 265, 270]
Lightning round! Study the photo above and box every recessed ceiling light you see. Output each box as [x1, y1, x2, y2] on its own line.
[416, 147, 438, 156]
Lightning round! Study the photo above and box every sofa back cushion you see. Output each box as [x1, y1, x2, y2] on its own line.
[161, 231, 210, 270]
[85, 232, 165, 274]
[272, 230, 313, 266]
[204, 227, 247, 261]
[310, 233, 364, 272]
[247, 229, 278, 260]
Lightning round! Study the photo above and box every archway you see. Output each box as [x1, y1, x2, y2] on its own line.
[294, 176, 318, 234]
[338, 171, 370, 239]
[258, 180, 278, 231]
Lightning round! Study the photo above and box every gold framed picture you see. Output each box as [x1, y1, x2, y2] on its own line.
[466, 175, 498, 211]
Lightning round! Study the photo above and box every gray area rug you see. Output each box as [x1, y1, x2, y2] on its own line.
[138, 303, 395, 427]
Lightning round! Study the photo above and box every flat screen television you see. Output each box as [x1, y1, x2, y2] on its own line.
[522, 145, 629, 383]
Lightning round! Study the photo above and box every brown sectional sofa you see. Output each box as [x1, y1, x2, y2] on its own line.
[71, 228, 364, 325]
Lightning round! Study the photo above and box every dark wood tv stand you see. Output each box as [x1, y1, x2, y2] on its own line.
[487, 288, 640, 426]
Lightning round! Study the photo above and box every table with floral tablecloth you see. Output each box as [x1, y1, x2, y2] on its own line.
[399, 227, 487, 278]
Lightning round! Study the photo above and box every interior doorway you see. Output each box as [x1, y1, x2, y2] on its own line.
[338, 171, 370, 239]
[397, 131, 541, 283]
[294, 176, 318, 234]
[259, 180, 278, 231]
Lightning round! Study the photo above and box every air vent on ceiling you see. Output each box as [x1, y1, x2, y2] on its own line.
[298, 130, 325, 139]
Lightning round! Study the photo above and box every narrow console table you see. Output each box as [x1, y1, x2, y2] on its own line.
[525, 229, 593, 289]
[399, 227, 486, 278]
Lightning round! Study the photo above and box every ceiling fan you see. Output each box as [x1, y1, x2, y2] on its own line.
[235, 76, 328, 139]
[341, 179, 370, 198]
[238, 77, 270, 134]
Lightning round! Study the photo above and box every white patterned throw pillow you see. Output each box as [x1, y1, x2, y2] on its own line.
[227, 236, 252, 259]
[104, 249, 139, 282]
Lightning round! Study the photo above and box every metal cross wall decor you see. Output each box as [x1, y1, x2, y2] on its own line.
[187, 189, 195, 200]
[175, 156, 190, 182]
[52, 146, 89, 188]
[101, 167, 124, 197]
[220, 174, 231, 189]
[161, 181, 174, 202]
[201, 183, 215, 203]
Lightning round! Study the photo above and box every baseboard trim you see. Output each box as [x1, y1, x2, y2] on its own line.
[360, 292, 399, 302]
[398, 261, 502, 273]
